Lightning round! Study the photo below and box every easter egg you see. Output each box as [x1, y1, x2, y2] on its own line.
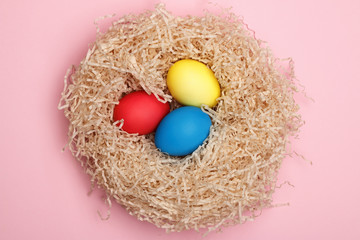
[113, 91, 170, 135]
[155, 106, 212, 156]
[167, 59, 221, 107]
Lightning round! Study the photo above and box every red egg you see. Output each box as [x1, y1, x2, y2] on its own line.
[113, 91, 170, 135]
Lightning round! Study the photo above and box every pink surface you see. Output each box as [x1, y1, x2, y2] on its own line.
[1, 0, 360, 239]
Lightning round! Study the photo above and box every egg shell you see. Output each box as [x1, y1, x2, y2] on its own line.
[167, 59, 221, 107]
[113, 91, 170, 135]
[155, 106, 212, 156]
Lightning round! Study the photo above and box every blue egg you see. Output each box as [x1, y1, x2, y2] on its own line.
[155, 106, 212, 156]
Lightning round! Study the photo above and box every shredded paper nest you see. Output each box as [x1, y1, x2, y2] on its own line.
[59, 4, 303, 233]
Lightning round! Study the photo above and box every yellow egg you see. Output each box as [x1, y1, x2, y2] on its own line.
[167, 59, 221, 107]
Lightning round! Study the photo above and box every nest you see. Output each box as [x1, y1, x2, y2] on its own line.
[59, 4, 303, 233]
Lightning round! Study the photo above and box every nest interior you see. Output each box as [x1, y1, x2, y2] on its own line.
[59, 4, 302, 233]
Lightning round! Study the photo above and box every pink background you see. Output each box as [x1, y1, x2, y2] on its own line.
[1, 0, 360, 239]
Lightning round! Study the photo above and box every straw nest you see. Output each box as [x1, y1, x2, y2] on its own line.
[59, 4, 303, 233]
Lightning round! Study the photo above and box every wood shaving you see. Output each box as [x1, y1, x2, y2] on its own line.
[59, 4, 303, 233]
